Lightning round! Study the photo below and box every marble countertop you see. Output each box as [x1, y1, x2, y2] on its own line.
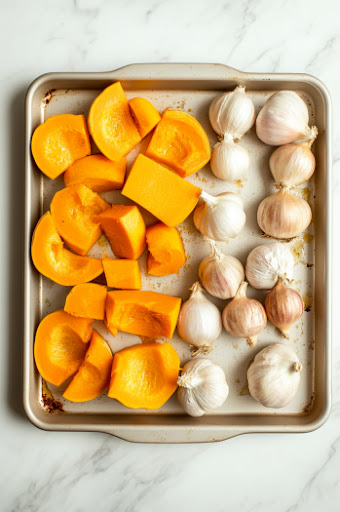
[1, 0, 339, 510]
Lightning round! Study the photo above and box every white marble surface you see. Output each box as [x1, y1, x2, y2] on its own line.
[0, 0, 339, 510]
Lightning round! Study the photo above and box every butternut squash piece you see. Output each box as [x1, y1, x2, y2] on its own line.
[31, 114, 91, 179]
[146, 222, 186, 276]
[34, 310, 93, 386]
[103, 259, 141, 289]
[108, 341, 180, 409]
[97, 205, 146, 260]
[50, 184, 110, 256]
[146, 109, 211, 177]
[64, 154, 126, 192]
[88, 82, 141, 162]
[122, 154, 201, 227]
[64, 283, 107, 320]
[105, 290, 181, 339]
[129, 97, 161, 138]
[63, 331, 113, 402]
[31, 212, 103, 286]
[104, 317, 118, 337]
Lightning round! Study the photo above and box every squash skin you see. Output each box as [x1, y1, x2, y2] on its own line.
[50, 184, 110, 256]
[102, 259, 141, 290]
[108, 342, 180, 409]
[128, 97, 161, 138]
[146, 109, 211, 177]
[88, 82, 141, 162]
[64, 283, 107, 320]
[31, 114, 91, 179]
[34, 311, 93, 386]
[105, 290, 181, 339]
[64, 154, 126, 192]
[146, 222, 186, 276]
[31, 212, 103, 286]
[63, 331, 113, 402]
[122, 154, 201, 227]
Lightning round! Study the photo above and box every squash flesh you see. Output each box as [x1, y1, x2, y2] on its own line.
[146, 222, 186, 276]
[64, 283, 107, 320]
[103, 259, 141, 289]
[64, 154, 126, 192]
[128, 97, 161, 138]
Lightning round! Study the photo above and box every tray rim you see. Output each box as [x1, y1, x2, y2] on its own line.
[23, 63, 332, 443]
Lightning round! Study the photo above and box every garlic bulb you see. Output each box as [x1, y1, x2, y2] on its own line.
[177, 282, 222, 356]
[177, 359, 229, 417]
[210, 135, 250, 182]
[194, 191, 246, 241]
[269, 140, 316, 187]
[209, 85, 256, 140]
[222, 282, 267, 347]
[265, 280, 304, 338]
[256, 90, 318, 146]
[245, 242, 294, 290]
[199, 239, 244, 299]
[257, 187, 312, 239]
[247, 343, 302, 408]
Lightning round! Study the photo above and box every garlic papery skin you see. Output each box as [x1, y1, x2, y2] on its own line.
[199, 239, 244, 299]
[269, 141, 316, 187]
[265, 280, 304, 338]
[245, 242, 294, 290]
[257, 187, 312, 239]
[194, 191, 246, 241]
[209, 85, 256, 140]
[177, 359, 229, 417]
[256, 90, 318, 146]
[222, 282, 267, 347]
[247, 343, 302, 408]
[210, 135, 250, 182]
[177, 282, 222, 356]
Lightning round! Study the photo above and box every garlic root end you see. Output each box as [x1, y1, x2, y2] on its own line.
[247, 336, 258, 348]
[191, 345, 213, 357]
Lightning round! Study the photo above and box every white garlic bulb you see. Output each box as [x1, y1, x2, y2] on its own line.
[194, 191, 246, 241]
[257, 187, 312, 239]
[247, 343, 302, 408]
[177, 359, 229, 417]
[210, 135, 250, 182]
[269, 140, 316, 187]
[209, 85, 256, 140]
[256, 90, 318, 146]
[222, 282, 267, 347]
[177, 281, 222, 356]
[199, 239, 244, 299]
[245, 242, 294, 290]
[265, 280, 304, 338]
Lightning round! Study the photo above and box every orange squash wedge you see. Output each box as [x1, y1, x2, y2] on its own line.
[63, 331, 113, 402]
[88, 82, 141, 162]
[146, 222, 186, 276]
[34, 310, 93, 386]
[122, 154, 201, 227]
[50, 184, 110, 256]
[64, 154, 126, 192]
[146, 109, 211, 177]
[105, 290, 181, 339]
[103, 259, 141, 289]
[31, 114, 91, 179]
[97, 205, 146, 260]
[31, 212, 103, 286]
[64, 283, 107, 320]
[129, 97, 161, 138]
[108, 341, 180, 410]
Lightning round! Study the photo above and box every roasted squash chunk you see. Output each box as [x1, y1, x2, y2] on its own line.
[63, 331, 113, 402]
[108, 342, 180, 409]
[146, 109, 211, 177]
[129, 97, 161, 138]
[122, 154, 201, 227]
[103, 259, 141, 290]
[31, 212, 103, 286]
[64, 283, 107, 320]
[31, 114, 91, 179]
[34, 311, 93, 386]
[105, 290, 181, 339]
[64, 154, 126, 192]
[88, 82, 141, 161]
[50, 184, 110, 256]
[146, 222, 186, 276]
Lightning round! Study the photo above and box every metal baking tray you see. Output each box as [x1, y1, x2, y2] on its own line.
[23, 63, 332, 443]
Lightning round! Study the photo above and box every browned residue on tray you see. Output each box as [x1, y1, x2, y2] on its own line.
[303, 292, 313, 311]
[234, 179, 243, 188]
[303, 393, 315, 414]
[259, 231, 296, 243]
[42, 89, 56, 106]
[41, 380, 64, 413]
